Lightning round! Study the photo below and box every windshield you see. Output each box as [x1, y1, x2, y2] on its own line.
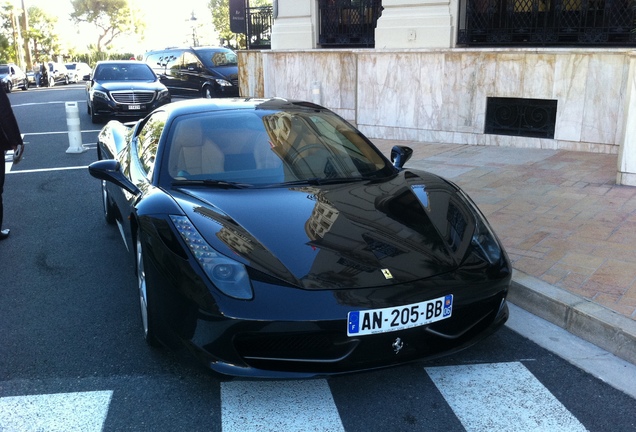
[94, 63, 155, 81]
[166, 109, 392, 187]
[196, 49, 238, 68]
[66, 64, 76, 70]
[0, 66, 9, 74]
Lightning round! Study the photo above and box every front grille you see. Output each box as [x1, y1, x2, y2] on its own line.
[234, 332, 357, 363]
[111, 91, 155, 104]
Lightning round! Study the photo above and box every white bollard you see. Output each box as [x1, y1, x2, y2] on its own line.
[65, 101, 85, 154]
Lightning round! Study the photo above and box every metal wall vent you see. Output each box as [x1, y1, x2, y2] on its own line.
[485, 97, 557, 139]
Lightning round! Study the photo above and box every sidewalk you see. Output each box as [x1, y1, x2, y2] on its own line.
[373, 139, 636, 365]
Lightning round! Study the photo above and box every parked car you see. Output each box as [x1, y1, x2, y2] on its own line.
[87, 97, 511, 378]
[65, 62, 92, 83]
[86, 60, 171, 123]
[44, 62, 70, 87]
[144, 46, 239, 98]
[0, 63, 28, 92]
[26, 71, 37, 87]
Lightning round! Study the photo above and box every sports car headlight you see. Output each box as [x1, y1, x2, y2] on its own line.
[471, 216, 502, 264]
[170, 215, 253, 300]
[456, 189, 503, 265]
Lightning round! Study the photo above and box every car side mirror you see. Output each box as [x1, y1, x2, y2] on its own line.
[88, 159, 141, 196]
[390, 145, 414, 169]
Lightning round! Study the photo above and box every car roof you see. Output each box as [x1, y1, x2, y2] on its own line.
[96, 60, 146, 65]
[146, 46, 233, 53]
[160, 97, 324, 118]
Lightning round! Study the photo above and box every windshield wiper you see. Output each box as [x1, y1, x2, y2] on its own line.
[172, 179, 251, 189]
[279, 176, 369, 186]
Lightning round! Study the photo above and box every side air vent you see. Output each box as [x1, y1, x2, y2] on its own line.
[485, 97, 557, 139]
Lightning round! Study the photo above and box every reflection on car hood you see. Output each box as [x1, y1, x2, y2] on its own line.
[174, 171, 476, 290]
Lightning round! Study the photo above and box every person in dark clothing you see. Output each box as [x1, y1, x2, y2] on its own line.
[0, 88, 24, 240]
[40, 62, 49, 87]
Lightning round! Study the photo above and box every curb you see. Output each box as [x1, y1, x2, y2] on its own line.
[508, 270, 636, 366]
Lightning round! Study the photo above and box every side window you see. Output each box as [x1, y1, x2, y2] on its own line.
[166, 51, 184, 74]
[183, 52, 200, 70]
[137, 111, 168, 177]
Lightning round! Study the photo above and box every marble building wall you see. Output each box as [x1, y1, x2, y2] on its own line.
[238, 49, 633, 154]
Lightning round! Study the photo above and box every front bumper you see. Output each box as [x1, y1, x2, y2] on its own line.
[91, 93, 170, 118]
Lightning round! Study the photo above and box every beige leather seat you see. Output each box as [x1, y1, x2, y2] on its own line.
[170, 120, 224, 177]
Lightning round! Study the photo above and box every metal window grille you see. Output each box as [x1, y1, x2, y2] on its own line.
[318, 0, 384, 47]
[485, 97, 558, 138]
[458, 0, 636, 46]
[247, 6, 273, 49]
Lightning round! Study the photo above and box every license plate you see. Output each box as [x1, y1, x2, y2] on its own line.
[128, 104, 141, 110]
[347, 294, 453, 336]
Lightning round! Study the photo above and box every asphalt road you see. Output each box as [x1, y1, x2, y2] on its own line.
[1, 85, 635, 431]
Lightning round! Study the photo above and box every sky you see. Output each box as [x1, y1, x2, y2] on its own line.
[20, 0, 218, 55]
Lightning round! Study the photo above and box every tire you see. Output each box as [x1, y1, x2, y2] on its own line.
[5, 82, 12, 93]
[21, 80, 28, 91]
[64, 76, 69, 85]
[101, 180, 116, 224]
[136, 236, 161, 347]
[90, 104, 100, 124]
[202, 86, 214, 99]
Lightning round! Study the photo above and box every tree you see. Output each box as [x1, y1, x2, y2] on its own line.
[24, 6, 60, 63]
[70, 0, 145, 53]
[0, 2, 21, 63]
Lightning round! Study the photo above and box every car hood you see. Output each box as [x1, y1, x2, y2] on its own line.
[94, 80, 163, 92]
[208, 66, 238, 82]
[173, 171, 477, 290]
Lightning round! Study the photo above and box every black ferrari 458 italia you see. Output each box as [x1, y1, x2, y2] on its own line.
[88, 97, 511, 378]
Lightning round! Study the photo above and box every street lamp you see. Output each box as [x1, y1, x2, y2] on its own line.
[188, 11, 199, 47]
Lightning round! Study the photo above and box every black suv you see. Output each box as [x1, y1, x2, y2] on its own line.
[144, 47, 239, 99]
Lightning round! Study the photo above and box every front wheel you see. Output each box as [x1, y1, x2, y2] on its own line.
[90, 104, 100, 124]
[136, 236, 161, 347]
[101, 180, 116, 224]
[202, 85, 214, 99]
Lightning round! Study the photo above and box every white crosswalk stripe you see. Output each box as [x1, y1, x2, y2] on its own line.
[221, 379, 345, 432]
[426, 362, 588, 432]
[0, 390, 112, 432]
[0, 362, 592, 431]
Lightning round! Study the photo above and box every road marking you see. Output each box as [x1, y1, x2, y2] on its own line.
[221, 379, 345, 432]
[11, 100, 87, 108]
[426, 362, 588, 432]
[0, 390, 112, 432]
[6, 166, 89, 175]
